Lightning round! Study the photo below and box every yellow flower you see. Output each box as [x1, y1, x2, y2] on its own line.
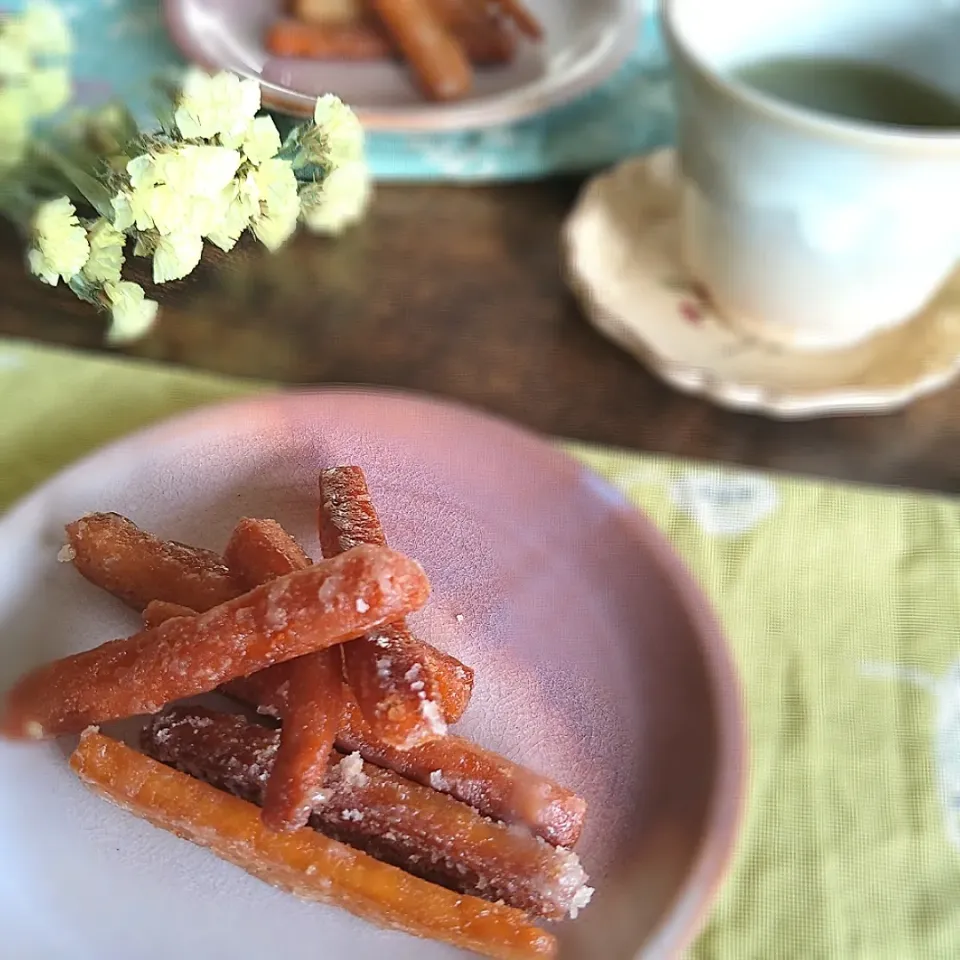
[251, 157, 299, 217]
[7, 1, 72, 59]
[0, 87, 29, 168]
[247, 158, 300, 251]
[308, 94, 364, 168]
[205, 182, 256, 252]
[156, 144, 242, 195]
[27, 197, 89, 286]
[153, 231, 203, 283]
[252, 206, 299, 252]
[82, 219, 126, 284]
[238, 115, 281, 166]
[128, 145, 241, 197]
[300, 162, 371, 236]
[126, 154, 162, 191]
[110, 191, 136, 231]
[103, 281, 158, 344]
[135, 184, 190, 236]
[0, 36, 31, 80]
[174, 68, 261, 142]
[123, 146, 242, 238]
[28, 66, 71, 116]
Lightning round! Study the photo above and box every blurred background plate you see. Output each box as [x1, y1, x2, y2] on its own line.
[162, 0, 642, 131]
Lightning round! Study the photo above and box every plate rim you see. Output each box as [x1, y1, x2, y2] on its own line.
[160, 0, 643, 132]
[0, 385, 746, 959]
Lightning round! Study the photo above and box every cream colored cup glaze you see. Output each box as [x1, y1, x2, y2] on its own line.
[663, 0, 960, 349]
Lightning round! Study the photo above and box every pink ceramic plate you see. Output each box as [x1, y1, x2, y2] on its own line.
[162, 0, 641, 130]
[0, 389, 744, 959]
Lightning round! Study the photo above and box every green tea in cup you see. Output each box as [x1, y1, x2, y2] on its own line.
[732, 57, 960, 129]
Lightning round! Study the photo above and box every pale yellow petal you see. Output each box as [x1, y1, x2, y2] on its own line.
[241, 115, 281, 166]
[104, 281, 159, 343]
[82, 219, 126, 284]
[153, 231, 203, 283]
[300, 162, 371, 235]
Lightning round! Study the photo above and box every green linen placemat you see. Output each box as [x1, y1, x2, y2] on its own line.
[2, 336, 959, 959]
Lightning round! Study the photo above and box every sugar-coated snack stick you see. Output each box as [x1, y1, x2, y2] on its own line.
[336, 700, 588, 850]
[223, 518, 313, 590]
[64, 513, 243, 613]
[71, 729, 557, 960]
[414, 638, 474, 724]
[143, 708, 594, 921]
[343, 623, 449, 747]
[318, 465, 388, 555]
[226, 671, 587, 848]
[267, 18, 394, 60]
[486, 0, 542, 40]
[267, 10, 513, 66]
[224, 517, 343, 832]
[293, 0, 364, 24]
[371, 0, 472, 102]
[0, 545, 429, 740]
[320, 466, 471, 747]
[139, 593, 346, 831]
[142, 600, 196, 630]
[429, 0, 516, 64]
[262, 649, 344, 831]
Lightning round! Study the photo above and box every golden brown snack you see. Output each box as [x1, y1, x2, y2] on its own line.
[224, 517, 313, 589]
[430, 0, 516, 63]
[342, 622, 449, 747]
[226, 671, 587, 848]
[370, 0, 472, 101]
[267, 19, 394, 60]
[65, 513, 242, 612]
[142, 707, 594, 921]
[266, 9, 514, 66]
[292, 0, 364, 23]
[262, 649, 344, 831]
[318, 465, 388, 556]
[320, 466, 470, 748]
[71, 729, 558, 960]
[141, 600, 196, 630]
[224, 517, 344, 833]
[1, 545, 430, 740]
[413, 638, 474, 724]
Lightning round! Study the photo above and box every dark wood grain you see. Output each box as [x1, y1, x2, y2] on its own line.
[2, 181, 959, 494]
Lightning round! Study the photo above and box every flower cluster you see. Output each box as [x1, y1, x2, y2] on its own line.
[0, 1, 72, 170]
[1, 6, 371, 343]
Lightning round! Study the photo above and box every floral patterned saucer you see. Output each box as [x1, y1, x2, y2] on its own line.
[562, 149, 960, 419]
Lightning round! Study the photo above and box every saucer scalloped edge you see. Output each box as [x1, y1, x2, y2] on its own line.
[561, 149, 960, 419]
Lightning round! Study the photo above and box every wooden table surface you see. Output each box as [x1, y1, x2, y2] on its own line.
[2, 180, 959, 494]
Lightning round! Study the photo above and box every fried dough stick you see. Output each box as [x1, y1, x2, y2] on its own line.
[224, 518, 344, 833]
[143, 706, 594, 920]
[319, 466, 473, 748]
[71, 729, 558, 960]
[1, 545, 429, 739]
[65, 513, 242, 612]
[228, 668, 587, 848]
[371, 0, 472, 101]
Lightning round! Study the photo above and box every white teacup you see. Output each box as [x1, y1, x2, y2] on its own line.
[662, 0, 960, 350]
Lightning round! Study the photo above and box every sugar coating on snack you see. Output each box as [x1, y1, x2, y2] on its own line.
[0, 545, 429, 740]
[141, 707, 592, 921]
[336, 751, 369, 789]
